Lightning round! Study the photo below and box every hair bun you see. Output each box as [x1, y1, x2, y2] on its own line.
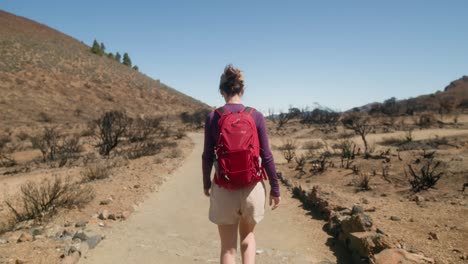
[220, 65, 244, 96]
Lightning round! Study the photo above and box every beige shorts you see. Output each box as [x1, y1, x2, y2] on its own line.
[209, 181, 266, 225]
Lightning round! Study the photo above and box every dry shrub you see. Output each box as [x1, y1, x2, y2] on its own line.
[405, 156, 443, 192]
[294, 155, 306, 174]
[418, 112, 437, 128]
[279, 139, 296, 163]
[180, 109, 211, 128]
[81, 163, 111, 182]
[341, 112, 373, 158]
[95, 111, 129, 156]
[339, 139, 357, 169]
[30, 127, 60, 162]
[355, 171, 373, 191]
[31, 128, 82, 166]
[124, 117, 169, 159]
[310, 152, 331, 174]
[5, 176, 95, 223]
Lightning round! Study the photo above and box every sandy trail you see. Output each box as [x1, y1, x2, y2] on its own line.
[80, 133, 349, 264]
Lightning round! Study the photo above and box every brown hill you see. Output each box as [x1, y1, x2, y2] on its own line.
[356, 76, 468, 116]
[0, 10, 208, 127]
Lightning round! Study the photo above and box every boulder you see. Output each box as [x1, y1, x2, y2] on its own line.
[72, 231, 88, 242]
[341, 213, 372, 235]
[86, 235, 102, 249]
[373, 249, 434, 264]
[348, 232, 392, 257]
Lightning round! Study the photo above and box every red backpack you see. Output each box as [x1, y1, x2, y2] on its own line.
[214, 106, 266, 189]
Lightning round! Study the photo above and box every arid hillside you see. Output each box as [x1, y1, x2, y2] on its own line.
[0, 10, 208, 127]
[357, 76, 468, 116]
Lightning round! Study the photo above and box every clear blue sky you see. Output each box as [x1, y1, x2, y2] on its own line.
[3, 0, 468, 113]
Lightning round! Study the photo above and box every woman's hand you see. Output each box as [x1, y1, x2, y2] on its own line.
[204, 188, 211, 197]
[269, 195, 281, 210]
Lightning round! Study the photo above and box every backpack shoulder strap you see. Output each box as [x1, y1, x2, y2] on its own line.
[242, 106, 255, 114]
[215, 106, 230, 117]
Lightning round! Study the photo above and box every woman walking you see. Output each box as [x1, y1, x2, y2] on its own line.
[202, 65, 281, 264]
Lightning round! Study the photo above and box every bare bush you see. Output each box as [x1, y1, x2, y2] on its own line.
[339, 139, 357, 169]
[31, 128, 82, 166]
[180, 109, 211, 128]
[381, 162, 391, 183]
[124, 117, 177, 159]
[294, 155, 306, 175]
[355, 171, 373, 191]
[276, 112, 292, 130]
[31, 127, 60, 162]
[95, 111, 129, 156]
[341, 112, 373, 158]
[5, 176, 95, 222]
[81, 163, 111, 182]
[310, 152, 331, 174]
[301, 108, 340, 126]
[126, 117, 162, 143]
[405, 156, 443, 192]
[417, 112, 437, 128]
[279, 140, 296, 163]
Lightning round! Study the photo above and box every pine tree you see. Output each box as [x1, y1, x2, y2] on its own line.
[100, 42, 106, 53]
[122, 53, 132, 67]
[115, 52, 121, 63]
[91, 39, 101, 54]
[107, 52, 115, 59]
[132, 65, 139, 71]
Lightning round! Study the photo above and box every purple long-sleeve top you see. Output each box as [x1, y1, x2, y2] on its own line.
[202, 103, 280, 197]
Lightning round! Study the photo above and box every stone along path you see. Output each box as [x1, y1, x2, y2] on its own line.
[81, 133, 349, 264]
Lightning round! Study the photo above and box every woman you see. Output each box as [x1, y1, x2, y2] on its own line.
[202, 64, 281, 264]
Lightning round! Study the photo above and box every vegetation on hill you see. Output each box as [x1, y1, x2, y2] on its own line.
[91, 39, 137, 70]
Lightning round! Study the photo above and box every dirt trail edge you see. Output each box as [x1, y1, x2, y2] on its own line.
[81, 133, 349, 264]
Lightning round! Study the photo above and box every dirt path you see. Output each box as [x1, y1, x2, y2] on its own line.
[80, 133, 349, 264]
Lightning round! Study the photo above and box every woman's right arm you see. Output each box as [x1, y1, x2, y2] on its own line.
[202, 112, 215, 192]
[255, 112, 280, 198]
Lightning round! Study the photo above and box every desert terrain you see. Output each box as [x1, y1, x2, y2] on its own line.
[1, 8, 468, 264]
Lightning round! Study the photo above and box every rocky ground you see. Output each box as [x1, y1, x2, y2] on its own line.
[271, 118, 468, 263]
[0, 130, 193, 264]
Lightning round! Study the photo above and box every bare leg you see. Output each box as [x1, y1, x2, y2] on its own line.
[218, 224, 238, 264]
[239, 218, 256, 264]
